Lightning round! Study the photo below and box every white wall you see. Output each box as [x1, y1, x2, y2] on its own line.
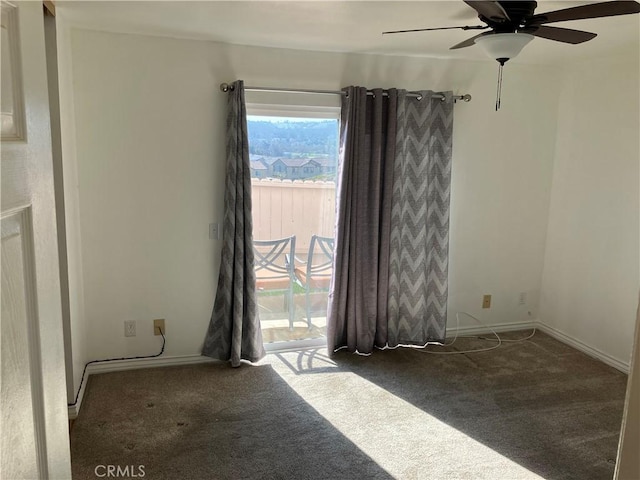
[540, 52, 640, 366]
[56, 17, 88, 402]
[66, 28, 561, 360]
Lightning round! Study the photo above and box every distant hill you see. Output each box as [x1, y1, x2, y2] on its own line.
[247, 119, 339, 157]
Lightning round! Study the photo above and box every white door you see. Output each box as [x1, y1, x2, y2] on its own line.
[1, 1, 72, 478]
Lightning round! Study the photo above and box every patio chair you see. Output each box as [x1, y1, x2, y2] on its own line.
[253, 236, 297, 330]
[294, 235, 334, 328]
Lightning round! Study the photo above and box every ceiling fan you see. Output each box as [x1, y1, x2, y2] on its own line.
[383, 1, 640, 109]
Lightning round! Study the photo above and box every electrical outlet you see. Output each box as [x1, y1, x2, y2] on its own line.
[153, 319, 165, 336]
[518, 292, 527, 305]
[124, 320, 136, 337]
[482, 295, 492, 309]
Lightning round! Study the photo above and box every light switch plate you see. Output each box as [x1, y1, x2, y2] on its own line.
[209, 223, 220, 240]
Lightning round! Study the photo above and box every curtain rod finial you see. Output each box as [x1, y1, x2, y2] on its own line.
[220, 83, 235, 93]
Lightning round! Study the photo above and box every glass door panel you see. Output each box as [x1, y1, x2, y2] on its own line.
[247, 114, 338, 347]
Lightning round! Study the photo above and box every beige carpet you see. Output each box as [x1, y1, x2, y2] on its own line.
[70, 331, 627, 479]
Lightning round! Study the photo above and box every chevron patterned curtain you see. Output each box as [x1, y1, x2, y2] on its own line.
[327, 87, 453, 354]
[387, 91, 453, 347]
[202, 80, 266, 367]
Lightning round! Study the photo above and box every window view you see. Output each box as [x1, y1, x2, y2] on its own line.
[247, 115, 339, 345]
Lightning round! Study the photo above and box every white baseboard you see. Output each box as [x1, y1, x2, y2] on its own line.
[448, 320, 537, 338]
[537, 321, 629, 374]
[87, 354, 220, 374]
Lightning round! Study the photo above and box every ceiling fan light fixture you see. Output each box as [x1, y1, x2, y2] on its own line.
[474, 33, 534, 64]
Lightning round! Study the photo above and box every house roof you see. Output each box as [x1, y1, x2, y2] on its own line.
[274, 158, 311, 168]
[312, 157, 336, 167]
[250, 161, 268, 170]
[250, 155, 280, 166]
[269, 157, 337, 168]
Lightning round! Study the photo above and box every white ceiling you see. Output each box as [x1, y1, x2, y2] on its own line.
[58, 1, 640, 64]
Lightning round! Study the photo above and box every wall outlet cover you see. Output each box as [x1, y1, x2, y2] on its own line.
[482, 295, 492, 309]
[154, 319, 165, 336]
[124, 320, 136, 337]
[518, 292, 527, 305]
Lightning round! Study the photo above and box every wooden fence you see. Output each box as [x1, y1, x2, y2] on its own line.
[251, 179, 336, 254]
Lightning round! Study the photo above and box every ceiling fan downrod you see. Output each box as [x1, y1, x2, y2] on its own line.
[495, 60, 505, 111]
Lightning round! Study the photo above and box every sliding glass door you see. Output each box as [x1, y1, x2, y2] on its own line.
[246, 109, 339, 348]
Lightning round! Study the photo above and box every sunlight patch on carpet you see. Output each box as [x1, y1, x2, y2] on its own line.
[268, 351, 545, 480]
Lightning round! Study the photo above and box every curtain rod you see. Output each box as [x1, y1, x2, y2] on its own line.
[219, 83, 471, 103]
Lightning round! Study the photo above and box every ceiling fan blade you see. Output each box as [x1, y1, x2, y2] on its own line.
[523, 25, 597, 44]
[450, 32, 492, 50]
[464, 1, 510, 22]
[528, 1, 640, 25]
[382, 25, 487, 35]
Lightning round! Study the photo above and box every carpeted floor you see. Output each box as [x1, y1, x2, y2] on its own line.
[70, 331, 628, 480]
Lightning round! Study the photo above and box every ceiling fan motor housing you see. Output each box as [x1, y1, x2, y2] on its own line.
[480, 1, 538, 32]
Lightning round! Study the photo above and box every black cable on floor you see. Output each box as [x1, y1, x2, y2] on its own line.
[67, 331, 165, 407]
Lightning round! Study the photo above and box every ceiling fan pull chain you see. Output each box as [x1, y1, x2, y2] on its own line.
[495, 63, 504, 111]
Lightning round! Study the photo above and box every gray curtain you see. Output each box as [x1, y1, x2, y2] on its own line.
[202, 80, 265, 367]
[387, 91, 454, 347]
[327, 87, 397, 354]
[327, 87, 454, 354]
